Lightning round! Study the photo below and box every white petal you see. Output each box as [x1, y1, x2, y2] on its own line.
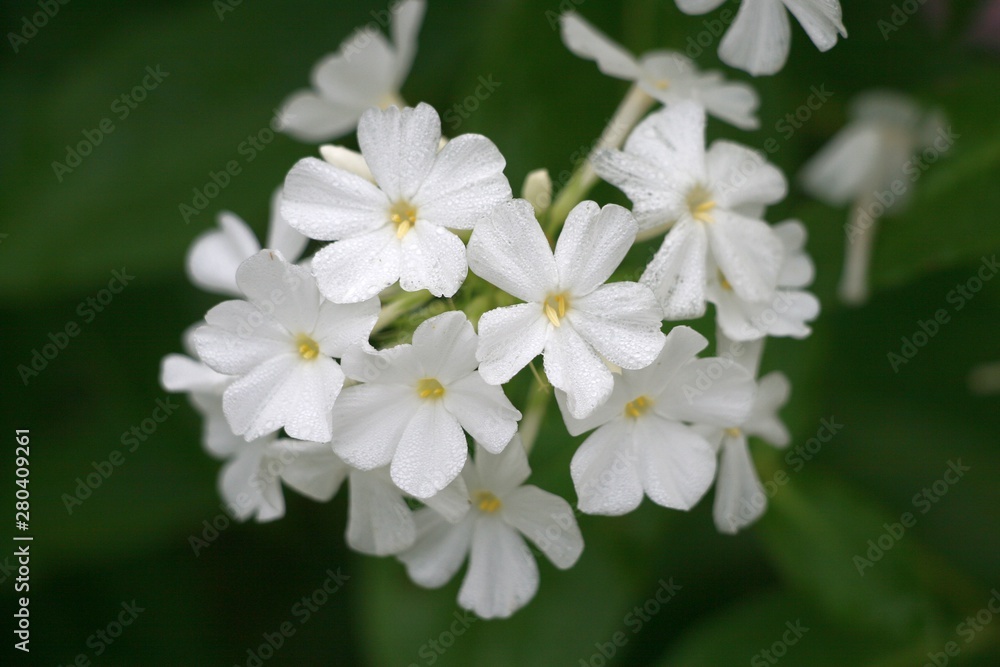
[543, 322, 614, 419]
[422, 474, 472, 524]
[390, 0, 426, 86]
[674, 74, 761, 130]
[193, 303, 289, 376]
[236, 250, 322, 335]
[220, 443, 285, 522]
[313, 32, 396, 107]
[458, 517, 539, 619]
[798, 125, 882, 206]
[265, 188, 309, 262]
[774, 220, 814, 288]
[622, 102, 707, 188]
[276, 439, 349, 501]
[745, 371, 792, 446]
[467, 199, 558, 303]
[311, 225, 402, 303]
[706, 141, 787, 210]
[568, 282, 666, 370]
[346, 469, 416, 555]
[277, 90, 360, 142]
[475, 303, 549, 385]
[443, 374, 521, 453]
[661, 358, 756, 426]
[281, 157, 389, 241]
[358, 103, 440, 202]
[398, 509, 475, 587]
[555, 202, 637, 295]
[399, 221, 468, 298]
[186, 211, 259, 296]
[591, 149, 682, 230]
[676, 0, 727, 14]
[706, 209, 784, 303]
[625, 325, 709, 398]
[719, 0, 792, 76]
[717, 329, 765, 377]
[716, 289, 819, 340]
[312, 298, 380, 358]
[391, 402, 468, 498]
[713, 433, 766, 533]
[782, 0, 847, 52]
[570, 420, 644, 515]
[331, 383, 419, 469]
[503, 485, 583, 569]
[340, 341, 422, 385]
[640, 217, 709, 320]
[319, 145, 374, 182]
[223, 355, 344, 442]
[634, 416, 717, 510]
[556, 384, 629, 437]
[412, 311, 479, 383]
[189, 392, 242, 459]
[560, 11, 640, 80]
[160, 354, 229, 394]
[413, 134, 512, 230]
[471, 437, 530, 495]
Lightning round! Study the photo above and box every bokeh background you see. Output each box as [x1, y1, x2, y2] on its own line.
[3, 0, 1000, 664]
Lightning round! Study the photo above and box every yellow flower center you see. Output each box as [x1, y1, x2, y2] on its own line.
[725, 427, 742, 438]
[416, 377, 445, 400]
[543, 292, 569, 327]
[295, 334, 320, 360]
[654, 78, 670, 90]
[718, 271, 733, 292]
[624, 395, 653, 419]
[389, 201, 418, 238]
[474, 490, 502, 513]
[686, 185, 716, 224]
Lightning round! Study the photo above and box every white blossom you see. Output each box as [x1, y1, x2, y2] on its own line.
[330, 311, 522, 499]
[468, 199, 666, 419]
[560, 11, 759, 129]
[593, 101, 787, 320]
[398, 439, 583, 619]
[278, 0, 426, 141]
[558, 326, 755, 515]
[282, 103, 511, 303]
[676, 0, 847, 76]
[192, 250, 379, 442]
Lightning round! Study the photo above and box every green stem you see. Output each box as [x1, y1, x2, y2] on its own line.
[520, 367, 552, 455]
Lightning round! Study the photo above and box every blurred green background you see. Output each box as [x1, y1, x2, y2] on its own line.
[2, 0, 1000, 664]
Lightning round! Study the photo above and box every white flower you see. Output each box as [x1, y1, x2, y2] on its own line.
[676, 0, 847, 76]
[969, 361, 1000, 396]
[398, 438, 583, 619]
[701, 333, 790, 534]
[186, 188, 308, 297]
[278, 0, 426, 141]
[468, 199, 666, 419]
[192, 250, 379, 442]
[282, 103, 511, 303]
[593, 101, 787, 320]
[560, 11, 759, 129]
[330, 311, 522, 499]
[558, 326, 755, 515]
[707, 219, 820, 340]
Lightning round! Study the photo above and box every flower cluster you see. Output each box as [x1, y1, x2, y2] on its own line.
[162, 0, 834, 618]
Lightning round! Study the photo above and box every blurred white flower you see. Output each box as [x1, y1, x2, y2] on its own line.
[676, 0, 847, 76]
[278, 0, 426, 141]
[186, 188, 308, 296]
[969, 361, 1000, 396]
[398, 439, 583, 619]
[557, 326, 755, 515]
[468, 199, 666, 419]
[800, 90, 947, 304]
[282, 103, 511, 303]
[701, 333, 791, 534]
[192, 250, 379, 442]
[707, 219, 820, 340]
[560, 11, 759, 129]
[593, 101, 787, 320]
[330, 311, 522, 499]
